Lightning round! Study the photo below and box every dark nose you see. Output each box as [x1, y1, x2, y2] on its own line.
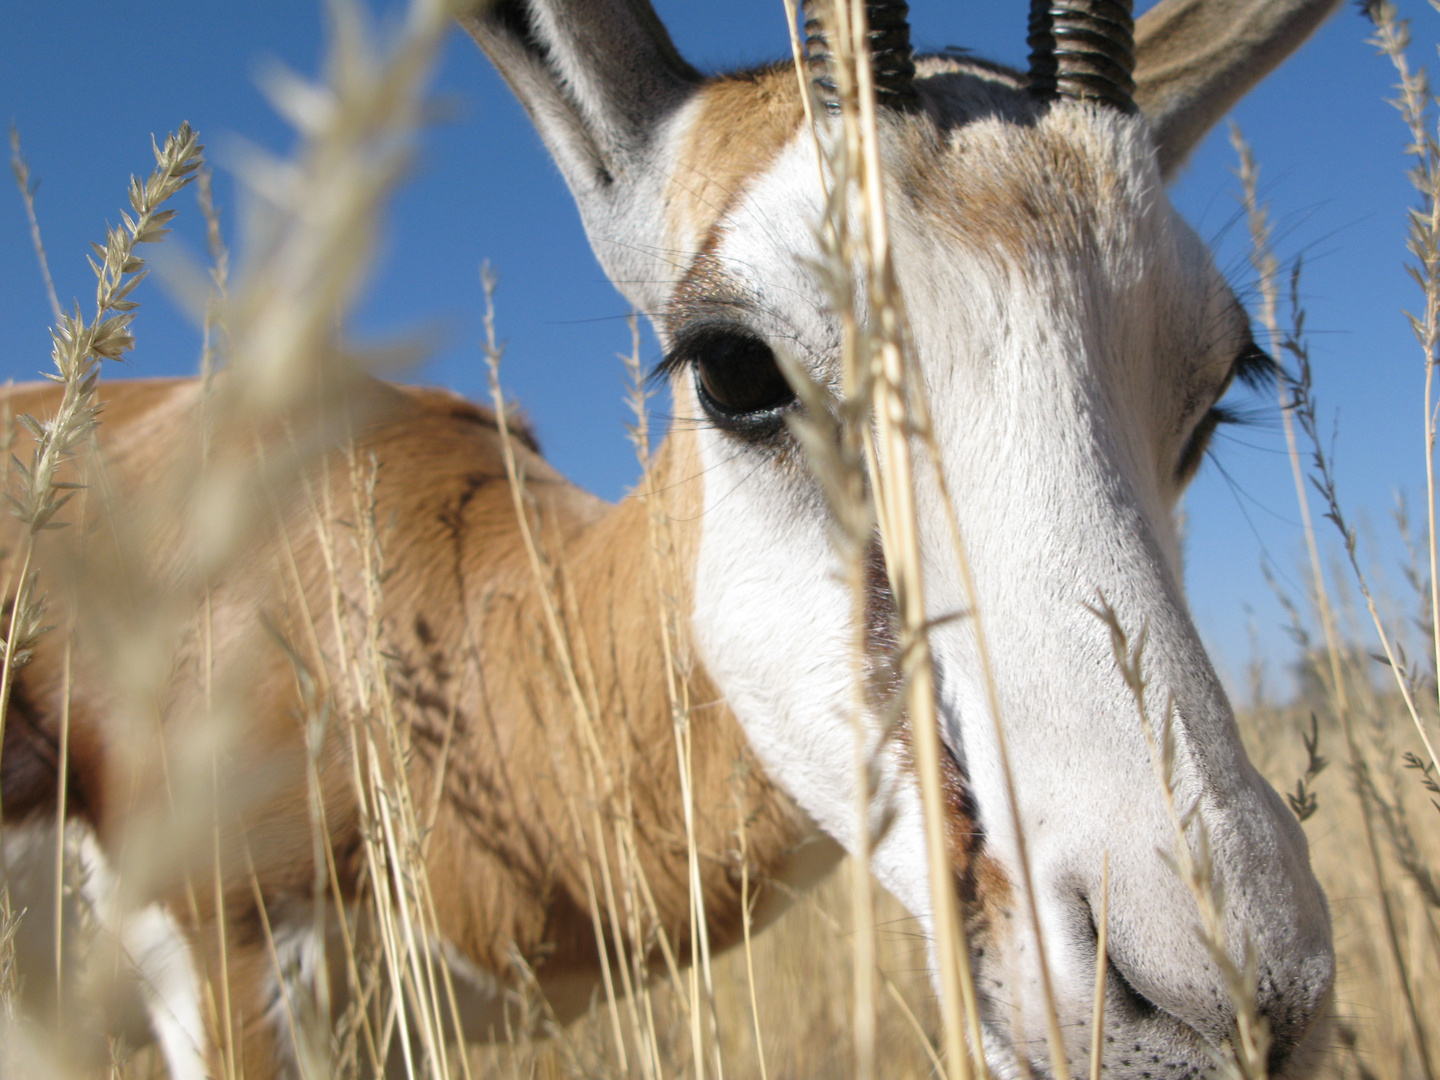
[1084, 867, 1332, 1080]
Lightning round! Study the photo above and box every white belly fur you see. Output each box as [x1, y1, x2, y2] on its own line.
[0, 820, 206, 1080]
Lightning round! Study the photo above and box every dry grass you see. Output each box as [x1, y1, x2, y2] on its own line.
[0, 3, 955, 1075]
[0, 2, 1438, 1080]
[1217, 7, 1440, 1080]
[1236, 680, 1440, 1080]
[473, 865, 939, 1080]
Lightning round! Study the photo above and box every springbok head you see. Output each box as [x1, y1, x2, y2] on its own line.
[464, 1, 1337, 1076]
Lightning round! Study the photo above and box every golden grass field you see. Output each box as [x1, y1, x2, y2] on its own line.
[2, 1, 1439, 1079]
[78, 693, 1440, 1080]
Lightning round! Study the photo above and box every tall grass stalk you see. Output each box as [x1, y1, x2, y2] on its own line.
[212, 1, 454, 1068]
[625, 301, 734, 1080]
[1230, 124, 1354, 727]
[793, 4, 1019, 1079]
[734, 803, 768, 1080]
[225, 5, 454, 1069]
[1087, 852, 1108, 1080]
[624, 316, 703, 1080]
[489, 271, 725, 1080]
[779, 0, 826, 190]
[0, 121, 203, 797]
[481, 268, 647, 1078]
[0, 122, 202, 1071]
[1270, 3, 1440, 781]
[780, 9, 906, 1080]
[8, 127, 61, 324]
[785, 11, 884, 1076]
[1233, 114, 1438, 1080]
[860, 4, 1077, 1076]
[1367, 2, 1440, 733]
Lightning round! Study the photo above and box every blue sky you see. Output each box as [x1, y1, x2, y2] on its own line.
[1, 1, 1435, 699]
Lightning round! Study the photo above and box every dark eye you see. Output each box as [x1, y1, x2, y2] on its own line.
[681, 328, 796, 432]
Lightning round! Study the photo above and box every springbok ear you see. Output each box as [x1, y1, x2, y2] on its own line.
[1134, 0, 1343, 181]
[459, 0, 701, 314]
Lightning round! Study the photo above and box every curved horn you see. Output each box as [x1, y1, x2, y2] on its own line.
[1028, 0, 1137, 112]
[804, 1, 919, 113]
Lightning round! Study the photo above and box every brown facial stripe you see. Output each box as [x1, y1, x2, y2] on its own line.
[672, 50, 1034, 253]
[667, 62, 805, 254]
[863, 541, 1012, 929]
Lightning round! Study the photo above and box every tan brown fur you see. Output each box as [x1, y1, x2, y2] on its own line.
[0, 375, 817, 1073]
[667, 64, 805, 254]
[667, 57, 1140, 275]
[894, 103, 1140, 269]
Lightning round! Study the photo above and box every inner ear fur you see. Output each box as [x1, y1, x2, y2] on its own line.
[458, 0, 702, 314]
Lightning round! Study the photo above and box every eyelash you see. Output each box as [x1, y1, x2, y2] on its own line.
[1232, 342, 1279, 391]
[1175, 344, 1278, 481]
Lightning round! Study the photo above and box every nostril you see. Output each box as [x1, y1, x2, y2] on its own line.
[1081, 889, 1162, 1025]
[1072, 884, 1330, 1080]
[1104, 948, 1161, 1023]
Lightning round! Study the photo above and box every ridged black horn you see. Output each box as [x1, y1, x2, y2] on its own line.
[1027, 0, 1136, 113]
[803, 1, 919, 113]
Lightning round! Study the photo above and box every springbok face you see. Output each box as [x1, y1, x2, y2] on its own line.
[467, 1, 1338, 1076]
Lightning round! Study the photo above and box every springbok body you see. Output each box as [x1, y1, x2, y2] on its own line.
[1, 1, 1340, 1078]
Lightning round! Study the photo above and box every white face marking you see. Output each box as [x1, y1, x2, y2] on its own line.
[689, 396, 931, 917]
[678, 99, 1332, 1077]
[684, 134, 933, 919]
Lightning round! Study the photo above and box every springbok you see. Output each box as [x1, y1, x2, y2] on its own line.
[0, 0, 1340, 1077]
